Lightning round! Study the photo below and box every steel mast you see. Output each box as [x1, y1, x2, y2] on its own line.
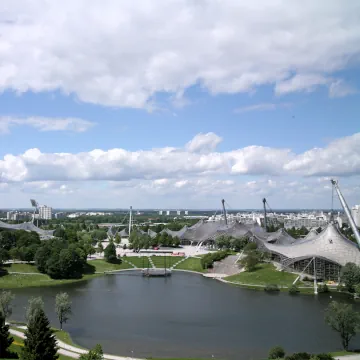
[331, 179, 360, 247]
[262, 198, 267, 231]
[221, 199, 228, 225]
[128, 206, 133, 237]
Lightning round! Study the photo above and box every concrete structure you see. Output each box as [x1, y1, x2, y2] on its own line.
[0, 220, 54, 239]
[177, 210, 181, 216]
[184, 210, 189, 215]
[166, 210, 170, 216]
[38, 205, 52, 220]
[55, 212, 66, 219]
[352, 205, 360, 228]
[159, 210, 163, 215]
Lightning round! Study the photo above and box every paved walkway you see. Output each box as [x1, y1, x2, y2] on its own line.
[9, 326, 144, 360]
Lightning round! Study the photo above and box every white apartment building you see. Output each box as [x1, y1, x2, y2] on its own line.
[177, 210, 181, 215]
[38, 205, 53, 220]
[159, 210, 163, 215]
[352, 205, 360, 228]
[166, 210, 170, 216]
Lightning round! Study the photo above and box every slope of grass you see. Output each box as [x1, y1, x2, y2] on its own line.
[2, 263, 41, 273]
[173, 257, 206, 273]
[225, 263, 298, 286]
[151, 256, 183, 268]
[89, 259, 132, 272]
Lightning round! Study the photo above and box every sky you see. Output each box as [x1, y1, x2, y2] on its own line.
[0, 0, 360, 210]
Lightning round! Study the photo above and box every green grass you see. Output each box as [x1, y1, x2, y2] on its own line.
[52, 328, 86, 350]
[151, 256, 183, 268]
[0, 273, 101, 289]
[89, 259, 133, 272]
[2, 263, 41, 273]
[173, 257, 206, 273]
[225, 263, 298, 286]
[125, 256, 151, 268]
[330, 350, 359, 356]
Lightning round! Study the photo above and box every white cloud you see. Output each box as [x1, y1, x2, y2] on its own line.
[329, 80, 357, 98]
[234, 103, 291, 113]
[0, 116, 94, 134]
[0, 1, 359, 108]
[0, 132, 359, 186]
[185, 132, 223, 153]
[275, 74, 330, 95]
[285, 133, 360, 176]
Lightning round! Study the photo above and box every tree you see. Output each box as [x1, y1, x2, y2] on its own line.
[0, 248, 10, 265]
[97, 242, 104, 254]
[26, 296, 44, 324]
[240, 252, 259, 272]
[114, 234, 121, 245]
[268, 346, 285, 359]
[0, 311, 14, 358]
[244, 242, 257, 252]
[79, 344, 104, 360]
[340, 263, 360, 292]
[104, 242, 117, 263]
[325, 301, 360, 350]
[55, 292, 72, 330]
[22, 308, 58, 360]
[0, 290, 14, 320]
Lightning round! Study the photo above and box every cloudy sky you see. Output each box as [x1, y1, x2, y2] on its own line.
[0, 0, 360, 210]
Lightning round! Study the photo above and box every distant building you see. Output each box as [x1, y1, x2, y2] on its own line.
[55, 212, 66, 219]
[166, 210, 170, 216]
[38, 205, 52, 220]
[159, 211, 163, 215]
[177, 210, 181, 216]
[352, 205, 360, 228]
[184, 210, 189, 215]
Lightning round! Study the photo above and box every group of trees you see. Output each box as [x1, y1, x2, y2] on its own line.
[0, 290, 103, 360]
[35, 238, 88, 279]
[129, 231, 180, 251]
[339, 262, 360, 294]
[0, 230, 41, 265]
[215, 235, 249, 252]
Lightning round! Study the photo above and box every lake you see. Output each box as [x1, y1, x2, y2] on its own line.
[9, 271, 360, 359]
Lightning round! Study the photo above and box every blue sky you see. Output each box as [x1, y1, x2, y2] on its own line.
[0, 1, 360, 209]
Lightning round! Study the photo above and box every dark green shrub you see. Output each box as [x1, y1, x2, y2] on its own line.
[269, 346, 285, 359]
[244, 242, 257, 252]
[315, 354, 335, 360]
[200, 250, 229, 269]
[285, 352, 311, 360]
[289, 284, 299, 295]
[264, 284, 280, 292]
[318, 284, 329, 293]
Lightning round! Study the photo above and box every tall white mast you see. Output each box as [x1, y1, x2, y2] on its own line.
[331, 179, 360, 248]
[128, 206, 132, 237]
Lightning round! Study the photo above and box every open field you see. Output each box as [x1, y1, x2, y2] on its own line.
[89, 259, 133, 272]
[173, 257, 206, 273]
[2, 263, 41, 273]
[151, 256, 183, 268]
[125, 255, 152, 268]
[225, 263, 299, 286]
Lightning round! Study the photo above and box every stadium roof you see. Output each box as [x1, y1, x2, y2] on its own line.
[262, 223, 360, 267]
[0, 220, 54, 239]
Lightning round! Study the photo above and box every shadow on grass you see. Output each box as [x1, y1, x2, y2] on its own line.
[83, 262, 96, 275]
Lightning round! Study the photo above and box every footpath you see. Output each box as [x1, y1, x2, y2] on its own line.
[9, 326, 144, 360]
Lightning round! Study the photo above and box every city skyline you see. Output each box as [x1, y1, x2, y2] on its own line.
[0, 1, 360, 209]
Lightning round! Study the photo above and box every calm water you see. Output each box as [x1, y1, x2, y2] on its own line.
[9, 272, 360, 359]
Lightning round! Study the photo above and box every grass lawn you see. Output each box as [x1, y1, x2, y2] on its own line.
[89, 259, 133, 272]
[0, 273, 101, 289]
[52, 328, 86, 349]
[151, 256, 183, 268]
[330, 350, 359, 356]
[173, 257, 206, 273]
[2, 263, 41, 273]
[225, 263, 298, 287]
[125, 256, 151, 268]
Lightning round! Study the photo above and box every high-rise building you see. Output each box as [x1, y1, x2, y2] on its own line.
[184, 210, 189, 215]
[55, 212, 66, 219]
[38, 205, 52, 220]
[166, 210, 170, 216]
[352, 205, 360, 228]
[159, 210, 163, 215]
[177, 210, 181, 216]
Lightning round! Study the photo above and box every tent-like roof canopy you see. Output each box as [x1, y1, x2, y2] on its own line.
[0, 220, 54, 239]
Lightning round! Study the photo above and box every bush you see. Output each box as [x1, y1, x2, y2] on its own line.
[244, 242, 257, 252]
[269, 346, 285, 359]
[315, 354, 335, 360]
[264, 284, 280, 292]
[318, 284, 329, 293]
[200, 250, 229, 269]
[289, 284, 299, 295]
[285, 352, 311, 360]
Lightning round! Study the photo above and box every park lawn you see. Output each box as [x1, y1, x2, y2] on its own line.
[89, 259, 133, 272]
[151, 256, 183, 268]
[173, 257, 206, 273]
[225, 263, 298, 286]
[0, 273, 101, 289]
[125, 256, 151, 268]
[2, 263, 41, 273]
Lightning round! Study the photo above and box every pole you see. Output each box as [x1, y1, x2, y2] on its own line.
[313, 257, 318, 295]
[129, 206, 132, 237]
[221, 199, 227, 225]
[331, 180, 360, 248]
[263, 198, 267, 231]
